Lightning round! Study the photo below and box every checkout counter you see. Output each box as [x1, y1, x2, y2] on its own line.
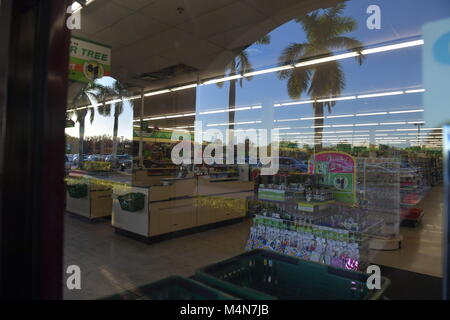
[112, 174, 253, 242]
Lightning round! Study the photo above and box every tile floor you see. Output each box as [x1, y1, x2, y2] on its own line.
[63, 185, 444, 300]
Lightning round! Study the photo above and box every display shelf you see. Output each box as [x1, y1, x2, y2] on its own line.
[356, 158, 400, 239]
[401, 212, 424, 228]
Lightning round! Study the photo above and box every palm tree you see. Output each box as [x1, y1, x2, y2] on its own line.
[67, 82, 104, 169]
[277, 3, 364, 150]
[96, 80, 134, 167]
[218, 35, 271, 138]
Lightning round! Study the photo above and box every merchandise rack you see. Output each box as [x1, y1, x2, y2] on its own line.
[356, 158, 400, 238]
[398, 158, 434, 227]
[246, 196, 383, 271]
[246, 214, 382, 271]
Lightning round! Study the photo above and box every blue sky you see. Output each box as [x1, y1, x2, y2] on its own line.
[67, 0, 450, 147]
[196, 0, 450, 146]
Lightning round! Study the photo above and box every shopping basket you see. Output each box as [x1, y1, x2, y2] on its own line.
[195, 249, 390, 300]
[66, 183, 88, 198]
[103, 276, 237, 300]
[117, 192, 145, 212]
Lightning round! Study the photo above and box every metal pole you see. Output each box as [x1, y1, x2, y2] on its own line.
[138, 88, 144, 168]
[443, 125, 450, 300]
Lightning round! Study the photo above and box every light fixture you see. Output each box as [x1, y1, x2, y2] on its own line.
[327, 114, 355, 119]
[144, 89, 170, 97]
[68, 39, 426, 114]
[356, 112, 387, 117]
[357, 91, 404, 99]
[379, 122, 407, 125]
[171, 83, 198, 91]
[317, 96, 357, 103]
[389, 109, 424, 114]
[354, 123, 379, 126]
[202, 75, 243, 85]
[361, 39, 424, 55]
[301, 116, 325, 120]
[295, 52, 359, 68]
[244, 65, 294, 77]
[405, 89, 426, 94]
[333, 124, 354, 127]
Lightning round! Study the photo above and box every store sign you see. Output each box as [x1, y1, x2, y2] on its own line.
[310, 152, 356, 203]
[69, 36, 111, 83]
[423, 18, 450, 128]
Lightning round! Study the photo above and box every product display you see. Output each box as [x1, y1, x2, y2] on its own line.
[246, 203, 381, 271]
[247, 156, 385, 271]
[356, 158, 400, 237]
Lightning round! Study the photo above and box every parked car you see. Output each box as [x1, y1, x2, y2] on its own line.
[105, 154, 133, 169]
[278, 157, 308, 172]
[72, 154, 89, 166]
[86, 154, 106, 162]
[64, 155, 71, 175]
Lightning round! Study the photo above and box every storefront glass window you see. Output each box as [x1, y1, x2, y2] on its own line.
[63, 0, 449, 300]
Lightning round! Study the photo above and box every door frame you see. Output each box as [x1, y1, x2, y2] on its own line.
[0, 0, 71, 299]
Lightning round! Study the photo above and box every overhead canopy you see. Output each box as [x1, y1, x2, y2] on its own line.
[72, 0, 342, 92]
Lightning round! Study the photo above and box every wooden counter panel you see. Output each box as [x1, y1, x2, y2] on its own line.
[149, 199, 196, 236]
[197, 177, 253, 196]
[90, 189, 113, 218]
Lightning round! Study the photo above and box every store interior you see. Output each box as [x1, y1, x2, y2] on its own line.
[64, 0, 448, 300]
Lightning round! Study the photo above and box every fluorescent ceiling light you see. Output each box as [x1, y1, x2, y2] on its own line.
[207, 121, 261, 127]
[68, 40, 425, 115]
[244, 65, 294, 77]
[379, 122, 407, 125]
[389, 109, 424, 114]
[275, 118, 300, 122]
[295, 52, 358, 68]
[333, 124, 354, 127]
[275, 100, 314, 107]
[355, 123, 379, 126]
[144, 89, 170, 97]
[327, 114, 354, 119]
[128, 95, 141, 100]
[356, 112, 387, 116]
[317, 96, 356, 103]
[361, 40, 424, 55]
[233, 107, 252, 112]
[171, 83, 198, 91]
[405, 89, 426, 94]
[200, 109, 227, 115]
[71, 0, 95, 13]
[165, 114, 184, 119]
[203, 75, 243, 85]
[274, 89, 424, 110]
[357, 91, 404, 99]
[301, 116, 325, 120]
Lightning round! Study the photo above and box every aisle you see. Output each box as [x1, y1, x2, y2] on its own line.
[370, 185, 443, 277]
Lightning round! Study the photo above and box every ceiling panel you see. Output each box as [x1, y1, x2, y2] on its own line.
[96, 13, 170, 48]
[207, 19, 277, 50]
[177, 2, 265, 39]
[71, 0, 345, 93]
[81, 1, 134, 34]
[241, 0, 307, 16]
[110, 0, 159, 11]
[161, 40, 223, 64]
[136, 28, 197, 56]
[139, 0, 239, 26]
